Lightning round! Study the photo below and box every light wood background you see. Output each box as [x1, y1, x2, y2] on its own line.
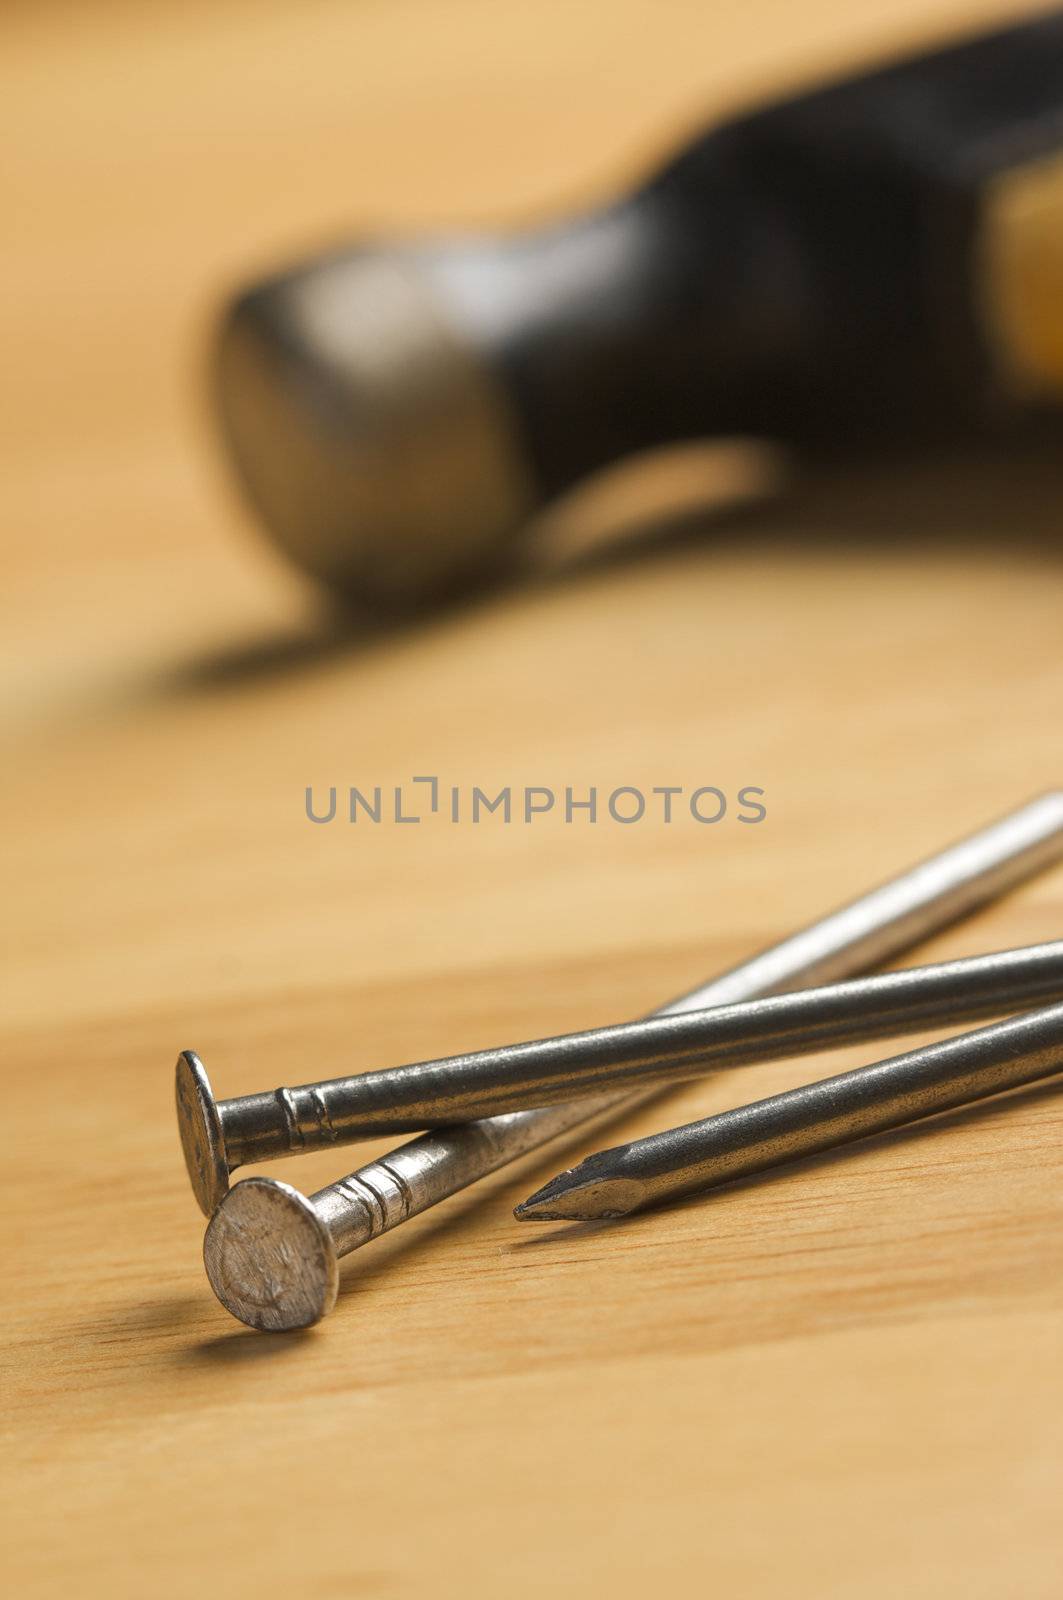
[3, 2, 1062, 1595]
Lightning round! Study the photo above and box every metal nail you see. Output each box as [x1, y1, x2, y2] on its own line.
[515, 1001, 1063, 1220]
[180, 938, 1063, 1210]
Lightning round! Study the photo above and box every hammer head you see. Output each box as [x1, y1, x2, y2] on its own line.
[213, 248, 533, 611]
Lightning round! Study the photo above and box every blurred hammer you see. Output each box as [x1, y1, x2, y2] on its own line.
[213, 13, 1063, 611]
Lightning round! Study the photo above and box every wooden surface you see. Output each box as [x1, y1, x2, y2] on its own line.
[3, 2, 1062, 1595]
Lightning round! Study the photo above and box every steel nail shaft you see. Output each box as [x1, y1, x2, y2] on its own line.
[180, 938, 1063, 1209]
[514, 1001, 1063, 1220]
[201, 792, 1063, 1330]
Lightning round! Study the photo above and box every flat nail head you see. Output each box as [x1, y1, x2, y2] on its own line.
[203, 1177, 339, 1332]
[176, 1051, 231, 1217]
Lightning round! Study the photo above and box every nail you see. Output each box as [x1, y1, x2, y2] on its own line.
[178, 936, 1063, 1212]
[514, 1001, 1063, 1220]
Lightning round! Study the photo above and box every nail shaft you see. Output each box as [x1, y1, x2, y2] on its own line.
[202, 791, 1063, 1328]
[217, 941, 1063, 1147]
[515, 1002, 1063, 1220]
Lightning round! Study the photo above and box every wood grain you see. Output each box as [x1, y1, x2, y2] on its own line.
[2, 2, 1062, 1596]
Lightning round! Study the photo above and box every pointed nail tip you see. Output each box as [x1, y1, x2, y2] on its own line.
[514, 1172, 574, 1213]
[513, 1199, 579, 1222]
[514, 1181, 625, 1223]
[512, 1183, 566, 1220]
[515, 1171, 644, 1223]
[514, 1174, 589, 1220]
